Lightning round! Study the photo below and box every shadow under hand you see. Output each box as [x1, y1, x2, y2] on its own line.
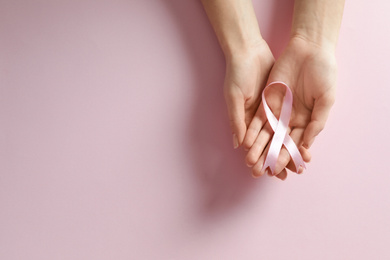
[160, 0, 262, 221]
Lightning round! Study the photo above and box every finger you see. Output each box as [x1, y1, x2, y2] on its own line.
[251, 142, 270, 177]
[303, 93, 335, 149]
[285, 160, 295, 173]
[224, 89, 247, 149]
[273, 128, 303, 175]
[243, 103, 267, 151]
[285, 160, 304, 174]
[275, 169, 288, 181]
[245, 122, 273, 167]
[285, 146, 311, 173]
[299, 146, 312, 163]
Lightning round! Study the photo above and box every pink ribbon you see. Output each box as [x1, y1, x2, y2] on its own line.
[261, 81, 306, 175]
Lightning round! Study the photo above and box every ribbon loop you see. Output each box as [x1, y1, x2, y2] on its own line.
[261, 81, 306, 175]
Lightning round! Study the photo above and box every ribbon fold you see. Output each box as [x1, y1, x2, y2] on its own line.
[261, 81, 306, 175]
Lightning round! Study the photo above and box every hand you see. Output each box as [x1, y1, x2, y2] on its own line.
[224, 39, 274, 149]
[244, 36, 337, 180]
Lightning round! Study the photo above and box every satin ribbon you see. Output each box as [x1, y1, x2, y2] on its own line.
[261, 81, 306, 175]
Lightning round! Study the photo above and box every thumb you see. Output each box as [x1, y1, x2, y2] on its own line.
[303, 93, 335, 149]
[225, 89, 247, 149]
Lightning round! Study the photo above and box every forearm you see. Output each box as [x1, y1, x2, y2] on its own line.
[291, 0, 345, 51]
[200, 0, 262, 59]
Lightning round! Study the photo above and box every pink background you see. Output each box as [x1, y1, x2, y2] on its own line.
[1, 0, 389, 259]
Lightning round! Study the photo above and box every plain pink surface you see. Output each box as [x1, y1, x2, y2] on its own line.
[1, 0, 389, 259]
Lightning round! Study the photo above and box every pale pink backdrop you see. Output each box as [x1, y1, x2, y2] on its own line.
[1, 0, 389, 259]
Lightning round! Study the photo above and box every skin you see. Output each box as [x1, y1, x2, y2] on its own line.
[201, 0, 345, 180]
[200, 0, 274, 147]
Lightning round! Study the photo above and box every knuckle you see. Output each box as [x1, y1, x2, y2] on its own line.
[243, 139, 253, 150]
[243, 129, 258, 148]
[315, 121, 326, 132]
[325, 93, 336, 105]
[247, 126, 259, 134]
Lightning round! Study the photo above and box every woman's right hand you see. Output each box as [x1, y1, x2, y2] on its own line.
[224, 39, 274, 150]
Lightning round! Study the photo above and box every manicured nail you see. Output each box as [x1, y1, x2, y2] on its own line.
[233, 134, 239, 149]
[298, 166, 304, 174]
[246, 163, 253, 168]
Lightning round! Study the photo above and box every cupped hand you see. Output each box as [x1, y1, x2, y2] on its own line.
[224, 39, 274, 149]
[244, 36, 337, 180]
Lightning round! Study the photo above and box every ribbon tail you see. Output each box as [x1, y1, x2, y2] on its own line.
[283, 135, 306, 172]
[261, 150, 277, 175]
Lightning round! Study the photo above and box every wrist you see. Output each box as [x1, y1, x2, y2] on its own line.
[290, 0, 344, 53]
[290, 31, 337, 53]
[223, 37, 267, 63]
[289, 34, 337, 56]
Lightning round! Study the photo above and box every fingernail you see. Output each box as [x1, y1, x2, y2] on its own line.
[233, 134, 239, 149]
[298, 166, 304, 174]
[246, 163, 253, 168]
